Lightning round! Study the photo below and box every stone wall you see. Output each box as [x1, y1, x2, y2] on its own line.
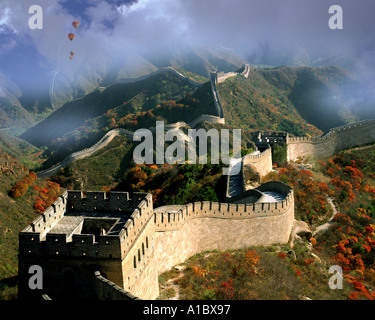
[255, 131, 288, 147]
[215, 64, 251, 83]
[241, 64, 251, 78]
[21, 191, 68, 238]
[94, 271, 138, 300]
[217, 71, 238, 83]
[36, 66, 223, 179]
[18, 191, 155, 300]
[153, 182, 294, 275]
[287, 119, 375, 161]
[120, 213, 159, 300]
[242, 146, 273, 187]
[154, 211, 293, 275]
[188, 114, 225, 128]
[209, 64, 251, 119]
[210, 73, 225, 118]
[19, 182, 294, 300]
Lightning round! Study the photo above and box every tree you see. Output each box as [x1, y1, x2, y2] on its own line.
[272, 144, 287, 165]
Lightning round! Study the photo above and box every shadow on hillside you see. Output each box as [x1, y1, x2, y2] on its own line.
[0, 275, 18, 300]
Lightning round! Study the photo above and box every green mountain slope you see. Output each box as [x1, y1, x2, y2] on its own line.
[0, 44, 246, 135]
[50, 134, 227, 208]
[0, 150, 60, 283]
[23, 71, 219, 170]
[20, 71, 200, 148]
[51, 135, 134, 191]
[217, 65, 365, 136]
[0, 131, 41, 169]
[256, 66, 364, 132]
[0, 73, 35, 132]
[217, 68, 323, 136]
[22, 64, 363, 172]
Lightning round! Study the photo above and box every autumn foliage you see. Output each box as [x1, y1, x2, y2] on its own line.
[262, 148, 375, 300]
[317, 150, 375, 300]
[8, 168, 61, 214]
[182, 250, 261, 300]
[117, 163, 222, 207]
[33, 181, 61, 214]
[9, 172, 37, 199]
[263, 164, 332, 225]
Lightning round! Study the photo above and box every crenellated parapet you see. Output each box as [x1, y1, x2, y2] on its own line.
[19, 232, 122, 260]
[287, 119, 375, 161]
[153, 181, 294, 275]
[154, 181, 293, 232]
[243, 146, 272, 163]
[67, 190, 152, 215]
[19, 191, 153, 261]
[19, 180, 293, 300]
[241, 146, 273, 189]
[21, 191, 68, 238]
[255, 131, 288, 147]
[212, 64, 251, 84]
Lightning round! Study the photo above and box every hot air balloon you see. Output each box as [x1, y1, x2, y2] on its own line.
[69, 55, 73, 60]
[72, 20, 80, 30]
[70, 51, 75, 56]
[68, 33, 75, 41]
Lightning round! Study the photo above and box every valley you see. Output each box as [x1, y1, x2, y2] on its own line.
[1, 61, 375, 301]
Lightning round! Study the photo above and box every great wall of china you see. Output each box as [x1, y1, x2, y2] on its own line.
[35, 65, 241, 178]
[36, 64, 375, 180]
[287, 119, 375, 161]
[19, 180, 294, 300]
[20, 63, 375, 300]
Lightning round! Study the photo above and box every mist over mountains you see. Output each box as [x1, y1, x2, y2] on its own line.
[0, 0, 374, 132]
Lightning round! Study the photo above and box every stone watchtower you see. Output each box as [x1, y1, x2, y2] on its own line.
[19, 181, 295, 300]
[18, 190, 157, 300]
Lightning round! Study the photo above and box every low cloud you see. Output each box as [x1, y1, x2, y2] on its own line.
[0, 0, 374, 84]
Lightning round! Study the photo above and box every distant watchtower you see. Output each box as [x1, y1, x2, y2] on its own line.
[254, 131, 289, 150]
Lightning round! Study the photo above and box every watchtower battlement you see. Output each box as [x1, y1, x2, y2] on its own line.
[67, 191, 152, 213]
[255, 130, 288, 148]
[19, 190, 156, 300]
[19, 181, 294, 300]
[19, 191, 153, 261]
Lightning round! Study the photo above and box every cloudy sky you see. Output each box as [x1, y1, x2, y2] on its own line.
[0, 0, 374, 84]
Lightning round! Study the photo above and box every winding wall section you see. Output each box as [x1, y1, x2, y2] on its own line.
[153, 181, 294, 275]
[36, 66, 228, 178]
[287, 119, 375, 161]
